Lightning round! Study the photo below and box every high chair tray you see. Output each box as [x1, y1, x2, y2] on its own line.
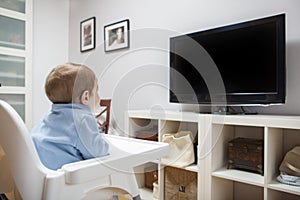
[61, 134, 169, 184]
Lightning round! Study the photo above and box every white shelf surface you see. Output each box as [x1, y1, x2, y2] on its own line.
[0, 41, 25, 49]
[0, 72, 24, 79]
[128, 109, 199, 122]
[139, 187, 154, 200]
[268, 179, 300, 196]
[211, 167, 264, 187]
[0, 54, 24, 62]
[185, 164, 198, 172]
[0, 86, 25, 93]
[0, 7, 26, 21]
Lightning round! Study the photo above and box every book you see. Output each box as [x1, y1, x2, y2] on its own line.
[112, 194, 133, 200]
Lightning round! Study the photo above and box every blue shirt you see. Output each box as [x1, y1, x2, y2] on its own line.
[31, 103, 109, 170]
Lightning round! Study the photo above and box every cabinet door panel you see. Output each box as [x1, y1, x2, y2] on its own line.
[0, 15, 25, 50]
[0, 94, 25, 121]
[0, 54, 25, 87]
[0, 0, 25, 13]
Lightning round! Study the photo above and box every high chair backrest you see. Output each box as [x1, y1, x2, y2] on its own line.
[0, 100, 53, 199]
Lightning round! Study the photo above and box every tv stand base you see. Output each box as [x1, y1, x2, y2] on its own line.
[210, 106, 258, 115]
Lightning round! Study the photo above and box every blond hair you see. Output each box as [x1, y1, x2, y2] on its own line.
[45, 63, 96, 103]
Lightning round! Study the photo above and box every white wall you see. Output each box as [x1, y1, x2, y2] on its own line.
[32, 0, 69, 127]
[68, 0, 300, 134]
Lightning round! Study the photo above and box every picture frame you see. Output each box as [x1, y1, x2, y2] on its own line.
[80, 17, 96, 52]
[104, 19, 129, 52]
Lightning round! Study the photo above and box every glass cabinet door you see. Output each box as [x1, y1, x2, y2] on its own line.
[0, 15, 25, 50]
[0, 94, 25, 121]
[0, 54, 25, 87]
[0, 0, 25, 13]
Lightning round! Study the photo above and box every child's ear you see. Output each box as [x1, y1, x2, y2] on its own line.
[81, 90, 90, 105]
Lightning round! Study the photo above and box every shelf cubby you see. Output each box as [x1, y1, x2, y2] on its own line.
[267, 188, 300, 200]
[127, 117, 158, 138]
[159, 120, 198, 141]
[211, 177, 264, 200]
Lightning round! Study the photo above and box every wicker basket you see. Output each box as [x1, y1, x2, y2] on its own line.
[164, 166, 197, 200]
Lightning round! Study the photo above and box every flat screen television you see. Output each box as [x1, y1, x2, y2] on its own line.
[169, 14, 286, 108]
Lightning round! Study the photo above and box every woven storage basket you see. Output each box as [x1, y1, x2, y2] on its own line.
[164, 166, 197, 200]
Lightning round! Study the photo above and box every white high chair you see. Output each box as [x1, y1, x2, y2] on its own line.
[0, 100, 169, 200]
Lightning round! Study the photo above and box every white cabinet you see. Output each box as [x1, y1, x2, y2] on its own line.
[126, 110, 300, 200]
[0, 0, 32, 127]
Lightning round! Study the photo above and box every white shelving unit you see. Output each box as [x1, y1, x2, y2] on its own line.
[126, 110, 199, 200]
[126, 110, 300, 200]
[0, 0, 32, 128]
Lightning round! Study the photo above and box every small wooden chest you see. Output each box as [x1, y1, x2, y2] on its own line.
[227, 137, 264, 175]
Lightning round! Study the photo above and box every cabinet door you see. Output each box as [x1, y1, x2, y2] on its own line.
[0, 15, 25, 50]
[0, 54, 25, 87]
[0, 94, 25, 121]
[0, 0, 25, 13]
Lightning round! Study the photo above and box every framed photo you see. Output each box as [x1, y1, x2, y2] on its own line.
[80, 17, 95, 52]
[104, 19, 129, 52]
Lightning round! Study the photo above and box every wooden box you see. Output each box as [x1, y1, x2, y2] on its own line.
[144, 167, 158, 190]
[164, 166, 197, 200]
[227, 137, 264, 175]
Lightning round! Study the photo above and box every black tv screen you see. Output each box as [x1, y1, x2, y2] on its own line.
[169, 14, 286, 106]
